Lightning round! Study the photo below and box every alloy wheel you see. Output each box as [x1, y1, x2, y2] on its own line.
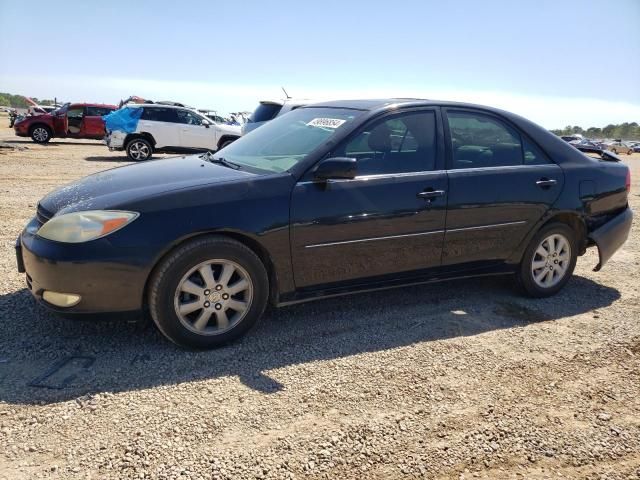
[33, 127, 49, 142]
[173, 259, 253, 335]
[531, 233, 571, 288]
[129, 141, 150, 160]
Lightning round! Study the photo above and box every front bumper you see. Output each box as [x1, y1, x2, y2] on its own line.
[589, 207, 633, 271]
[17, 217, 149, 315]
[13, 124, 29, 137]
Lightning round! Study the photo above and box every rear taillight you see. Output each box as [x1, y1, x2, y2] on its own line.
[626, 169, 631, 193]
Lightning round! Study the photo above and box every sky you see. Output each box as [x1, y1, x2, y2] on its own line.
[0, 0, 638, 128]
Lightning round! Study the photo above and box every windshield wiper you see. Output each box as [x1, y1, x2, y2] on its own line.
[200, 151, 242, 170]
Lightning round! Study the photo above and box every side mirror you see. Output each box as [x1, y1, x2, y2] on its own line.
[314, 157, 357, 181]
[202, 119, 211, 128]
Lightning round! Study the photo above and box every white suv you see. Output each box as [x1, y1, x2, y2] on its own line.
[105, 104, 241, 161]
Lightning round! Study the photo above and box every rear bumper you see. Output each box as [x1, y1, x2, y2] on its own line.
[588, 207, 633, 271]
[104, 130, 126, 149]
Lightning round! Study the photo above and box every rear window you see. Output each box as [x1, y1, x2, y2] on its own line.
[249, 103, 282, 123]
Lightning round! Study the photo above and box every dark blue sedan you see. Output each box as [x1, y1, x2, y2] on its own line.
[17, 99, 633, 348]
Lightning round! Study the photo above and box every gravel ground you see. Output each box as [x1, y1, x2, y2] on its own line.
[1, 120, 639, 480]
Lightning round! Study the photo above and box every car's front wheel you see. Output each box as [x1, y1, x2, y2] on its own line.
[148, 236, 269, 349]
[30, 125, 51, 143]
[518, 223, 577, 297]
[126, 138, 153, 161]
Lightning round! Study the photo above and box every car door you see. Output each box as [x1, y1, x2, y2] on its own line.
[82, 106, 110, 138]
[290, 108, 448, 288]
[139, 107, 181, 148]
[176, 109, 216, 150]
[442, 108, 564, 266]
[51, 104, 68, 135]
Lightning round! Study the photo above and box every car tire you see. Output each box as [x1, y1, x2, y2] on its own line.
[148, 235, 269, 349]
[30, 125, 51, 143]
[126, 137, 153, 161]
[517, 222, 577, 298]
[219, 137, 237, 150]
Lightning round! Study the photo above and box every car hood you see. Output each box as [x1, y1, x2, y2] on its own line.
[16, 113, 53, 125]
[39, 154, 258, 215]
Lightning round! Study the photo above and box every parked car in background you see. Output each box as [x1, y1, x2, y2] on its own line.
[17, 99, 632, 349]
[104, 104, 241, 161]
[560, 134, 582, 143]
[241, 98, 313, 135]
[13, 103, 117, 143]
[608, 140, 633, 155]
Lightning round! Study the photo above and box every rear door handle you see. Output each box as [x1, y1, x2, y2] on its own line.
[417, 189, 445, 200]
[536, 178, 557, 188]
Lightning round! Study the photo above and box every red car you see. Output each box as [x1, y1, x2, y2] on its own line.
[14, 102, 117, 143]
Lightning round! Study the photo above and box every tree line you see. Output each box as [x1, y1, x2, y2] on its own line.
[0, 92, 55, 108]
[550, 122, 640, 141]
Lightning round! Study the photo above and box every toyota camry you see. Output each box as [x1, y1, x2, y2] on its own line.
[16, 99, 633, 348]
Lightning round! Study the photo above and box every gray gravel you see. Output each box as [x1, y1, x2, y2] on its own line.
[1, 124, 639, 479]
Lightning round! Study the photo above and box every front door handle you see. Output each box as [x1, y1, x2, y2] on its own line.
[536, 178, 557, 188]
[417, 189, 445, 200]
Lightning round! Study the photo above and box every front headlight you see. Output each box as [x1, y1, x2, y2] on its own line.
[37, 210, 139, 243]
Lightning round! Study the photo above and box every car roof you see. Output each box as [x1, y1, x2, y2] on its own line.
[70, 103, 117, 108]
[128, 103, 189, 110]
[302, 98, 518, 112]
[301, 98, 553, 129]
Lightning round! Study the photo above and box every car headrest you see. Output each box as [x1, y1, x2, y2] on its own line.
[367, 123, 392, 152]
[491, 143, 520, 166]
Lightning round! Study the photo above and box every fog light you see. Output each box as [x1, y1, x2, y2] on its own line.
[42, 291, 81, 308]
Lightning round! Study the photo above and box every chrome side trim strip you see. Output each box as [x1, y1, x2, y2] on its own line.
[303, 221, 527, 248]
[305, 230, 445, 249]
[296, 170, 447, 186]
[446, 220, 527, 233]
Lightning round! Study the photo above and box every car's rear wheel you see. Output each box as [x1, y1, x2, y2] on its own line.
[30, 126, 51, 143]
[126, 138, 153, 161]
[518, 223, 577, 297]
[148, 236, 269, 349]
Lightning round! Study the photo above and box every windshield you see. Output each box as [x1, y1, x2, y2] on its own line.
[214, 107, 363, 173]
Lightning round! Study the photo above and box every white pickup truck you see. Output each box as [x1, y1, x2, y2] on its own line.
[105, 104, 241, 161]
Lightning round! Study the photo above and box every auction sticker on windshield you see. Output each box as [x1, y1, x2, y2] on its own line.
[307, 118, 346, 129]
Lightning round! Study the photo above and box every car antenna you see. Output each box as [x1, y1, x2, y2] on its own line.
[281, 87, 291, 99]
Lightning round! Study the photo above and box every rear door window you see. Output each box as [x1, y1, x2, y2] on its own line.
[141, 107, 179, 123]
[446, 111, 523, 169]
[249, 103, 282, 123]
